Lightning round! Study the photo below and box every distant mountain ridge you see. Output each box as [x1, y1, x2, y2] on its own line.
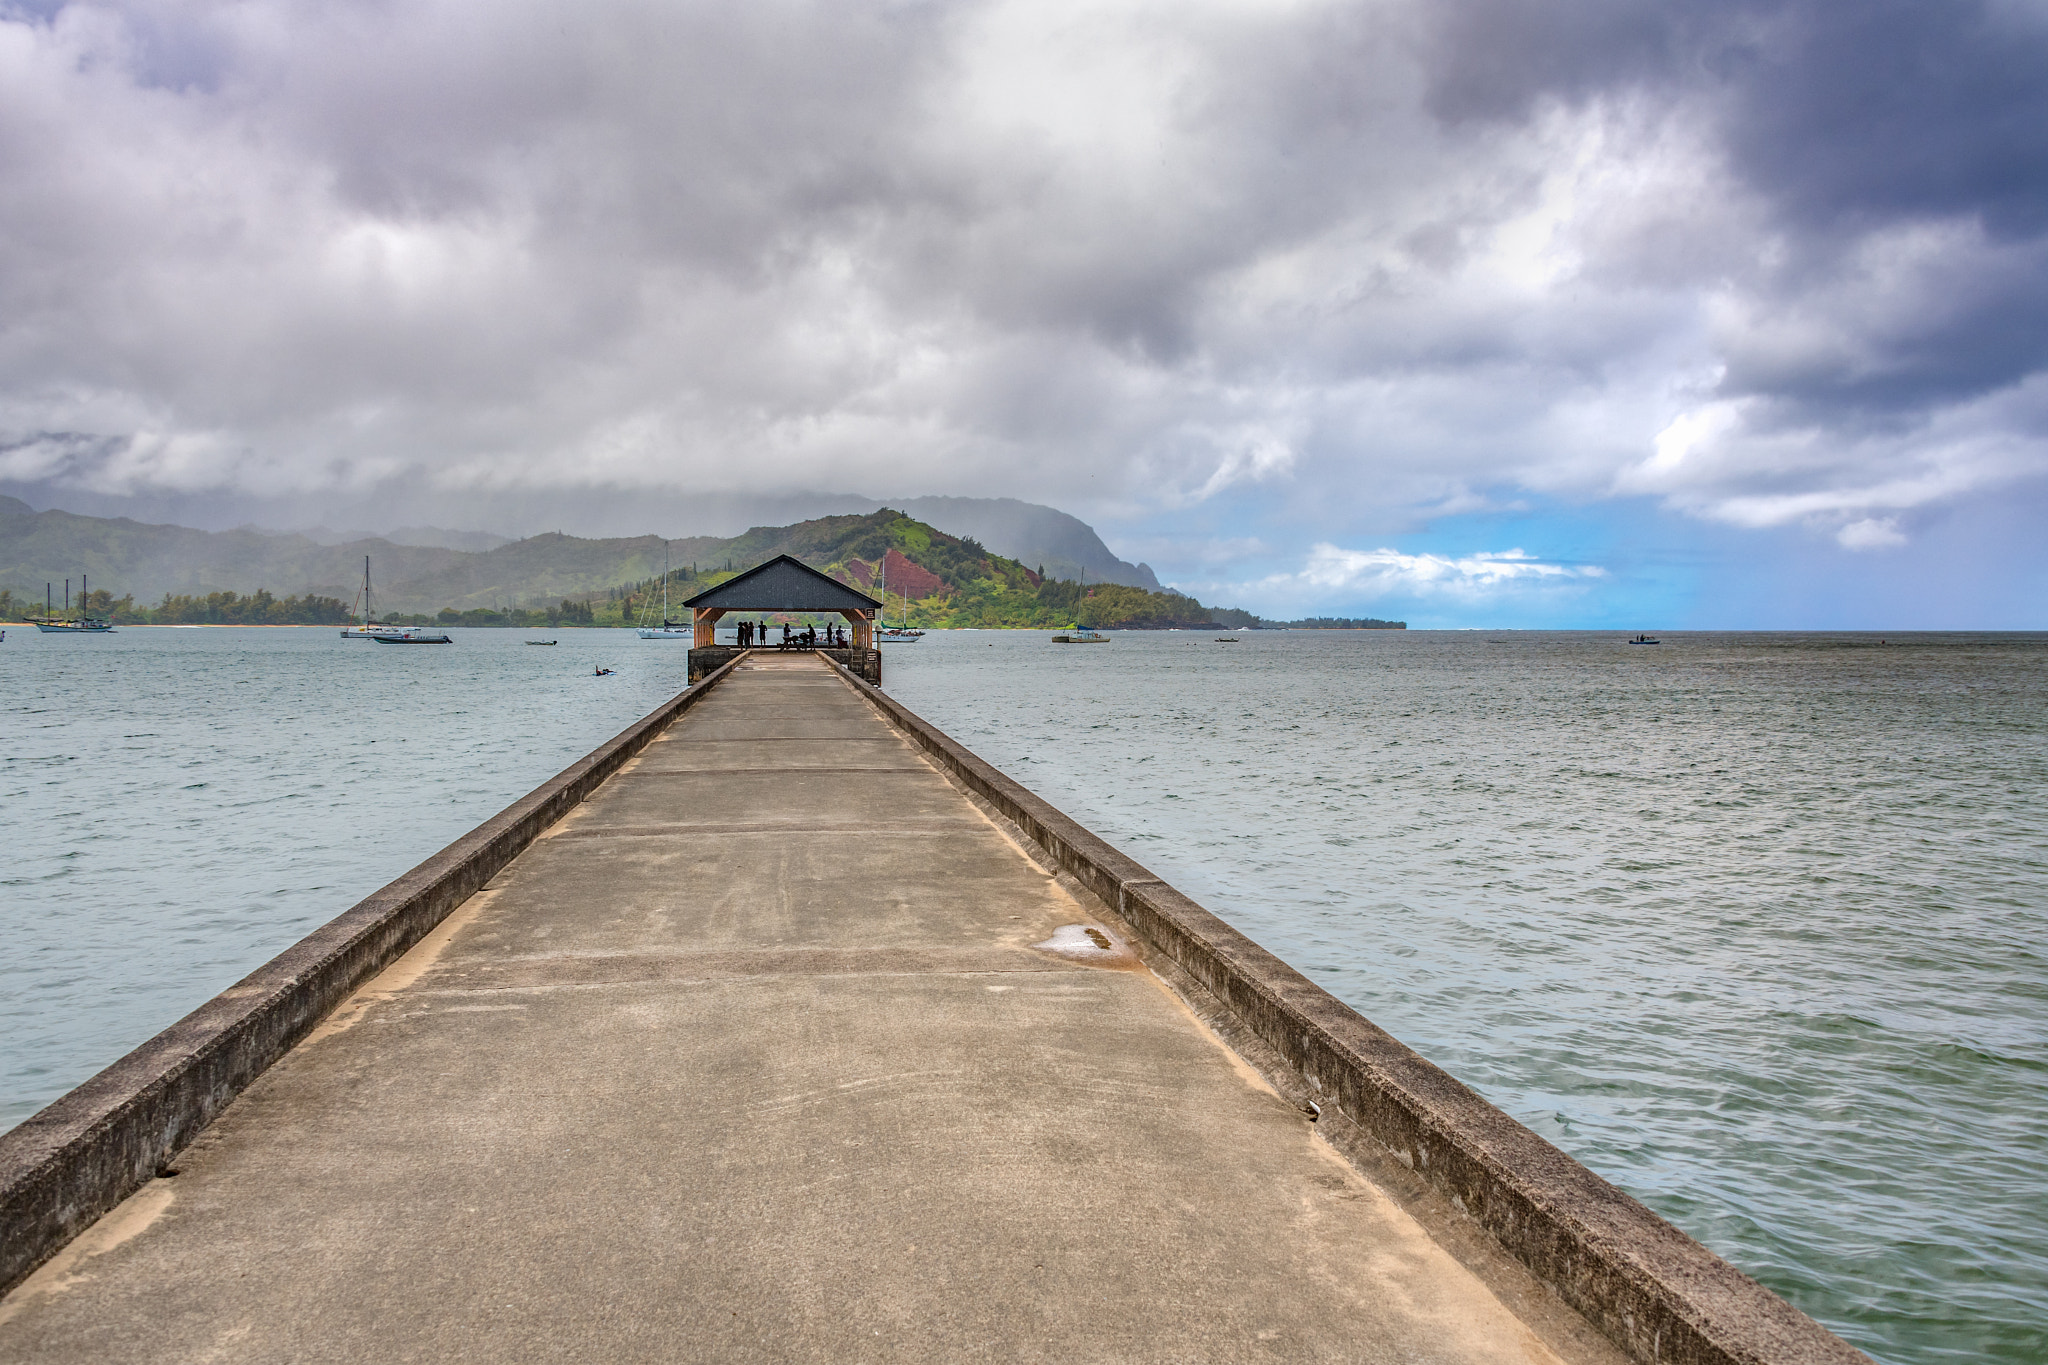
[290, 524, 516, 552]
[889, 497, 1158, 589]
[0, 495, 1161, 614]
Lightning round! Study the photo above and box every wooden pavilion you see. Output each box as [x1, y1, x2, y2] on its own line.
[681, 554, 884, 683]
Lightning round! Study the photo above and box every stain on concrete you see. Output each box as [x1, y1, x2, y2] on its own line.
[0, 1182, 176, 1327]
[1030, 923, 1142, 970]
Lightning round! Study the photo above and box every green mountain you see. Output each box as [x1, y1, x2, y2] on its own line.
[0, 497, 468, 612]
[891, 497, 1160, 588]
[579, 511, 1257, 631]
[0, 498, 1293, 629]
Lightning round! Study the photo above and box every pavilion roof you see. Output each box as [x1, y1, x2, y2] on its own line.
[680, 554, 882, 612]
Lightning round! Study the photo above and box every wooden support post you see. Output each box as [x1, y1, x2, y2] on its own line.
[843, 609, 873, 649]
[694, 607, 726, 647]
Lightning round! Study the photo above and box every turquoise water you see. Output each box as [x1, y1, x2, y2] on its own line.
[3, 626, 2043, 1362]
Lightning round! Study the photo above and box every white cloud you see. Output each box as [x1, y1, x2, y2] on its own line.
[1294, 543, 1604, 598]
[1835, 517, 1907, 551]
[0, 0, 2043, 557]
[1614, 371, 2048, 531]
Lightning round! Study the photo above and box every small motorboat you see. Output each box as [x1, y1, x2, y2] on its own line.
[372, 627, 452, 644]
[1627, 635, 1661, 645]
[594, 666, 616, 676]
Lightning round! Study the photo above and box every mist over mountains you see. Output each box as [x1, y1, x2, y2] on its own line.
[891, 498, 1158, 590]
[0, 494, 1158, 613]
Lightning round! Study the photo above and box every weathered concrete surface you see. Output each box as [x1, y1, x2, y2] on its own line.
[0, 652, 747, 1303]
[689, 644, 879, 684]
[0, 655, 1622, 1365]
[839, 662, 1874, 1365]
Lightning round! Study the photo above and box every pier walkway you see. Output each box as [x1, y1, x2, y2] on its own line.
[0, 655, 1623, 1363]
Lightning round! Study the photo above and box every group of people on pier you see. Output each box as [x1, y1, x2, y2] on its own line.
[733, 619, 849, 650]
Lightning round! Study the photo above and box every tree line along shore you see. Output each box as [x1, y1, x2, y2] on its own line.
[0, 510, 1403, 631]
[0, 585, 1403, 631]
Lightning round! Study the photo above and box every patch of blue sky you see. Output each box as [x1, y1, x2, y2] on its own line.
[1127, 481, 2048, 631]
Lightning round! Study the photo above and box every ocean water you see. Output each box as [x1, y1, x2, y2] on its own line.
[1, 626, 685, 1130]
[882, 630, 2048, 1365]
[4, 626, 2043, 1363]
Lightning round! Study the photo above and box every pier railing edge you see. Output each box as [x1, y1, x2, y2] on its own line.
[830, 659, 1872, 1365]
[0, 651, 752, 1299]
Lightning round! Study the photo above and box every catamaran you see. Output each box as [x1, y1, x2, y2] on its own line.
[340, 557, 394, 638]
[637, 541, 690, 639]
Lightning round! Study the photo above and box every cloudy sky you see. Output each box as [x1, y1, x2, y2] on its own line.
[3, 0, 2045, 626]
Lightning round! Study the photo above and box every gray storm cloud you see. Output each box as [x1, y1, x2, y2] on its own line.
[1, 0, 2044, 541]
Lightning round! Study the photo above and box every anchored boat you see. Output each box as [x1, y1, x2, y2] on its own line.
[1052, 625, 1107, 644]
[875, 560, 924, 642]
[340, 557, 394, 639]
[637, 541, 691, 639]
[35, 573, 115, 632]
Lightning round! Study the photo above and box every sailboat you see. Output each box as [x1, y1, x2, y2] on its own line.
[340, 557, 393, 638]
[637, 542, 690, 639]
[35, 574, 115, 632]
[875, 558, 924, 642]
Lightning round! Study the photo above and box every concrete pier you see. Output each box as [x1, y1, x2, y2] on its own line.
[0, 654, 1867, 1364]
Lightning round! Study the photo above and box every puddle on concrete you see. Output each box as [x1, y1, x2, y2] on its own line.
[1031, 924, 1140, 969]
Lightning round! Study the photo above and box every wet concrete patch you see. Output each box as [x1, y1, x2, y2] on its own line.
[1031, 924, 1144, 971]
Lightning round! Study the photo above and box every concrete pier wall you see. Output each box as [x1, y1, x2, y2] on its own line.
[826, 658, 1869, 1365]
[0, 655, 1869, 1365]
[0, 654, 748, 1299]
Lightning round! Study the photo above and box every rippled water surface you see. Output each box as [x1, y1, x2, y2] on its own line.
[4, 626, 2044, 1363]
[2, 626, 684, 1128]
[883, 630, 2048, 1365]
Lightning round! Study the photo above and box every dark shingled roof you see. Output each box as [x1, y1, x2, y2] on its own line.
[680, 554, 882, 612]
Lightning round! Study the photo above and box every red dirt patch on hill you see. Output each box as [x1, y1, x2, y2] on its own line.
[876, 548, 947, 600]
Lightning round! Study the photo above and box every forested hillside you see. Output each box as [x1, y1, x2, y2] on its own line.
[1, 498, 1390, 629]
[547, 511, 1258, 630]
